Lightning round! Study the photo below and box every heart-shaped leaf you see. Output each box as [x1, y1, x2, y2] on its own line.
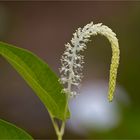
[0, 119, 32, 139]
[0, 42, 69, 120]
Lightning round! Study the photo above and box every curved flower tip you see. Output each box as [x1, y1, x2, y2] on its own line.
[60, 21, 120, 101]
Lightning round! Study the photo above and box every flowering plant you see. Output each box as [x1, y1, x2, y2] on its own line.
[0, 22, 120, 140]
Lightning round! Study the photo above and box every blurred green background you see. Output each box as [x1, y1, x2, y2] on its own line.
[0, 1, 140, 139]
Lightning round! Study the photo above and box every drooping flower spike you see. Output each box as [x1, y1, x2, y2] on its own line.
[60, 22, 120, 102]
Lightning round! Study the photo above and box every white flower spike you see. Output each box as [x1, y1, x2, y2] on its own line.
[60, 22, 120, 101]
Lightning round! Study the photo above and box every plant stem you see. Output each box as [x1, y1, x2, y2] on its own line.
[58, 77, 71, 139]
[50, 67, 72, 140]
[49, 112, 61, 139]
[50, 116, 63, 140]
[48, 95, 69, 140]
[58, 133, 62, 140]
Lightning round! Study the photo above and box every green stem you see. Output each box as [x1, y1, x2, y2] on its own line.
[58, 62, 73, 138]
[49, 112, 65, 140]
[58, 133, 62, 140]
[49, 112, 61, 139]
[49, 79, 71, 140]
[60, 94, 70, 135]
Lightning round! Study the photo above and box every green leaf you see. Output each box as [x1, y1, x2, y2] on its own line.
[0, 119, 33, 139]
[0, 42, 69, 120]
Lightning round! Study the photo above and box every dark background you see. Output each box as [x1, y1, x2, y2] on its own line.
[0, 1, 140, 139]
